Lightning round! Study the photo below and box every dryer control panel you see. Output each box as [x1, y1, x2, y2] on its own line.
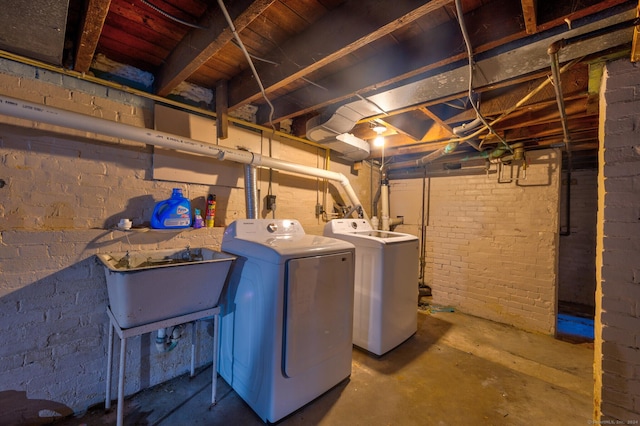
[225, 219, 305, 241]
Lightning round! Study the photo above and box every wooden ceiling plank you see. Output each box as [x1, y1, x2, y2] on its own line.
[444, 67, 589, 124]
[217, 79, 229, 139]
[75, 0, 112, 73]
[257, 0, 633, 126]
[378, 112, 434, 141]
[155, 0, 276, 97]
[520, 0, 538, 34]
[256, 0, 563, 124]
[108, 0, 189, 41]
[631, 1, 640, 62]
[228, 0, 451, 107]
[420, 122, 456, 142]
[419, 106, 455, 136]
[492, 98, 593, 131]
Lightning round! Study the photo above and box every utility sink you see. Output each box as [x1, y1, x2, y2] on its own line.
[97, 247, 235, 328]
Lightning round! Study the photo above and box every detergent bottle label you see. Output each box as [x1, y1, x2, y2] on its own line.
[163, 217, 190, 227]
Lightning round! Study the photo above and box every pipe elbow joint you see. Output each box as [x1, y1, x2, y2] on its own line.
[547, 39, 566, 55]
[444, 141, 459, 154]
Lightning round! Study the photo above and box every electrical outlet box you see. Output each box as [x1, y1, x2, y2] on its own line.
[266, 194, 277, 210]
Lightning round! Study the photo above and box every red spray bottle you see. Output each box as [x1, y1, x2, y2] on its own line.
[205, 194, 216, 227]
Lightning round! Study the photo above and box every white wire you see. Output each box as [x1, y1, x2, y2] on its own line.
[216, 0, 276, 131]
[454, 0, 512, 153]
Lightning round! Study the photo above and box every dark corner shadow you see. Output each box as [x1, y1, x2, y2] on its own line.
[85, 227, 188, 252]
[351, 311, 453, 375]
[0, 390, 73, 425]
[0, 258, 110, 425]
[103, 195, 156, 230]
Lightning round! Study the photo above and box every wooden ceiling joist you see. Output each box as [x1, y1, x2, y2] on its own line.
[75, 0, 112, 73]
[155, 0, 276, 97]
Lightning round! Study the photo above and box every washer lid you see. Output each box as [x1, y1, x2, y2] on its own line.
[324, 219, 418, 245]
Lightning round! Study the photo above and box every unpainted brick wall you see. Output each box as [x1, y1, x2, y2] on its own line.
[558, 169, 597, 308]
[0, 58, 370, 416]
[391, 149, 561, 334]
[596, 59, 640, 422]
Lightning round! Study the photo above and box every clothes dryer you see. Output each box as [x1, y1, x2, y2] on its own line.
[219, 219, 355, 423]
[324, 219, 419, 356]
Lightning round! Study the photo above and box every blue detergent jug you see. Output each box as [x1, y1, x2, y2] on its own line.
[151, 188, 192, 229]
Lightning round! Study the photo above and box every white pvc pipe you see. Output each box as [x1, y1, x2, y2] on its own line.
[217, 147, 367, 219]
[380, 183, 390, 231]
[0, 96, 225, 158]
[0, 95, 367, 218]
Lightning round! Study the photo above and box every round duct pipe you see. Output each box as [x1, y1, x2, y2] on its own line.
[244, 164, 259, 219]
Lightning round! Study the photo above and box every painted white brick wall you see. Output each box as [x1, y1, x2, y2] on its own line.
[596, 59, 640, 422]
[0, 58, 370, 417]
[392, 149, 561, 334]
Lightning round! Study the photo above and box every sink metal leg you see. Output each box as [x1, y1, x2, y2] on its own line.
[190, 321, 196, 378]
[104, 307, 219, 420]
[105, 322, 114, 410]
[212, 314, 219, 405]
[117, 336, 127, 426]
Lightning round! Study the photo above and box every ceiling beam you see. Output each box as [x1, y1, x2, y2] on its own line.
[444, 65, 589, 124]
[257, 3, 634, 125]
[419, 107, 455, 137]
[632, 1, 640, 62]
[521, 0, 538, 34]
[75, 0, 112, 73]
[227, 0, 452, 108]
[155, 0, 275, 97]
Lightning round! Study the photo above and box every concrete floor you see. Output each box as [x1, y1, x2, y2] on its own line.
[56, 309, 594, 425]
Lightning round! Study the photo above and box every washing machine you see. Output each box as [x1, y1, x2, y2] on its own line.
[218, 219, 356, 423]
[324, 218, 419, 356]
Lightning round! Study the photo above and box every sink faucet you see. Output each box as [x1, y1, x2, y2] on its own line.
[182, 245, 191, 261]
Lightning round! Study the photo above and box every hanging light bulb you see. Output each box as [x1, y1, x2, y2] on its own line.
[372, 124, 387, 134]
[372, 123, 386, 147]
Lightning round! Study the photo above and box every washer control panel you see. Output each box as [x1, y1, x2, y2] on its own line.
[328, 218, 373, 233]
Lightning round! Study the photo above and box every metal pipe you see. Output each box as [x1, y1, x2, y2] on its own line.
[453, 116, 483, 135]
[0, 94, 368, 219]
[548, 43, 573, 236]
[387, 140, 515, 172]
[372, 184, 381, 218]
[243, 164, 259, 219]
[391, 140, 460, 171]
[418, 174, 427, 286]
[544, 17, 640, 235]
[217, 147, 368, 219]
[387, 167, 496, 180]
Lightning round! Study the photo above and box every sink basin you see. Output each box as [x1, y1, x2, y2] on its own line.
[97, 248, 235, 328]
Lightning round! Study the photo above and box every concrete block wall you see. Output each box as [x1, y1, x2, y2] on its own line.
[595, 59, 640, 422]
[391, 149, 561, 334]
[0, 58, 368, 419]
[558, 169, 598, 308]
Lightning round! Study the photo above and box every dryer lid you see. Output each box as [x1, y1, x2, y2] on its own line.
[223, 219, 355, 263]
